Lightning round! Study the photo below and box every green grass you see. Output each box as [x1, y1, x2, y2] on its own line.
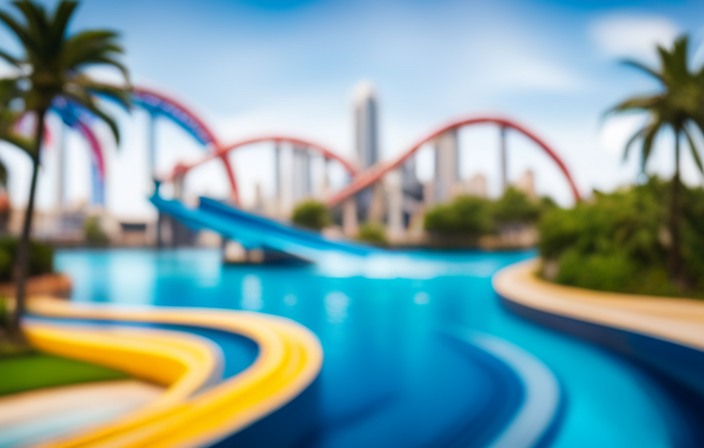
[0, 352, 129, 396]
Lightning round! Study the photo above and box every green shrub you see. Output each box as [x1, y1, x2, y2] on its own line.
[357, 222, 388, 246]
[84, 217, 109, 247]
[538, 176, 704, 297]
[555, 250, 637, 292]
[424, 189, 550, 239]
[492, 187, 542, 226]
[424, 195, 493, 237]
[0, 236, 53, 282]
[291, 200, 331, 231]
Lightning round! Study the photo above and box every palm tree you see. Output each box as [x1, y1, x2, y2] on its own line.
[0, 80, 33, 235]
[0, 0, 130, 340]
[608, 35, 704, 285]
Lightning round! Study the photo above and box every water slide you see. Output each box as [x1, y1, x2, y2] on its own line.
[150, 191, 378, 260]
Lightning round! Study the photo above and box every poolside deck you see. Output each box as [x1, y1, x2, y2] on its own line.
[493, 259, 704, 351]
[0, 380, 162, 448]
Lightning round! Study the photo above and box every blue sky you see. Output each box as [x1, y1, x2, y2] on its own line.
[1, 0, 704, 218]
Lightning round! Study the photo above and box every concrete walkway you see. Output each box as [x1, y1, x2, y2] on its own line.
[0, 380, 162, 448]
[493, 259, 704, 351]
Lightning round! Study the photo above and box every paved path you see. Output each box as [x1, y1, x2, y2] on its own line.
[493, 259, 704, 351]
[0, 380, 162, 448]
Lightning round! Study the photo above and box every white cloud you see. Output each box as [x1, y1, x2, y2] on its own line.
[590, 14, 679, 60]
[483, 56, 584, 92]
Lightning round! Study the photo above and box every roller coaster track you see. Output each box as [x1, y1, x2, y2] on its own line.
[325, 116, 581, 207]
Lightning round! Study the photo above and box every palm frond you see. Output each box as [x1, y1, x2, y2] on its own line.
[622, 125, 648, 163]
[76, 57, 129, 85]
[606, 95, 662, 115]
[0, 0, 130, 152]
[75, 79, 131, 110]
[682, 126, 704, 173]
[0, 77, 23, 105]
[61, 30, 125, 75]
[657, 36, 691, 87]
[0, 48, 20, 67]
[12, 1, 51, 58]
[0, 158, 8, 189]
[65, 90, 120, 144]
[13, 2, 48, 36]
[0, 9, 37, 58]
[671, 36, 690, 80]
[0, 127, 33, 156]
[62, 30, 121, 56]
[689, 114, 704, 139]
[621, 59, 663, 82]
[49, 0, 77, 54]
[640, 120, 662, 172]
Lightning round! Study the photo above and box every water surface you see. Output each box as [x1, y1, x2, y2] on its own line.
[57, 248, 683, 448]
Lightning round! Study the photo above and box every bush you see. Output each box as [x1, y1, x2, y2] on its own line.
[357, 222, 388, 246]
[84, 217, 109, 247]
[555, 250, 638, 292]
[493, 187, 543, 226]
[291, 200, 331, 231]
[424, 189, 549, 239]
[538, 176, 704, 297]
[0, 236, 54, 282]
[424, 196, 493, 237]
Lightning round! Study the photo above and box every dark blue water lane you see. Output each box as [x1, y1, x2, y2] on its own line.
[56, 248, 685, 448]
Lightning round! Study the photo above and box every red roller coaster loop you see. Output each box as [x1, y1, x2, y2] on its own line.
[325, 116, 581, 207]
[141, 86, 579, 209]
[133, 86, 244, 204]
[168, 135, 358, 197]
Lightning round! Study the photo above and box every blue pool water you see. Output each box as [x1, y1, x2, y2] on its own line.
[55, 248, 691, 448]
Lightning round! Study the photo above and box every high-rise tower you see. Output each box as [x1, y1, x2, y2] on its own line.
[292, 145, 312, 203]
[352, 81, 380, 222]
[353, 81, 379, 170]
[434, 129, 459, 203]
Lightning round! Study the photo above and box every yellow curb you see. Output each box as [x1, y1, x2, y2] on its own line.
[493, 259, 704, 351]
[25, 323, 221, 414]
[27, 297, 323, 448]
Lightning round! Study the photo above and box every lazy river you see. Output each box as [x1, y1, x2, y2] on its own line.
[54, 248, 699, 448]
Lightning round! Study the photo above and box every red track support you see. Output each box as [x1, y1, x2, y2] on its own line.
[325, 117, 581, 207]
[166, 136, 357, 206]
[143, 87, 579, 209]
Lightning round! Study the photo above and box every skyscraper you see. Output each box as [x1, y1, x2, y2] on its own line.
[434, 129, 459, 203]
[353, 80, 379, 170]
[292, 145, 312, 203]
[352, 81, 379, 221]
[401, 155, 424, 227]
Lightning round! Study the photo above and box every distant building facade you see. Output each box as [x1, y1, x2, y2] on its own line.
[401, 155, 424, 227]
[434, 129, 459, 203]
[354, 81, 379, 170]
[458, 173, 487, 198]
[292, 145, 312, 204]
[515, 170, 536, 199]
[353, 81, 380, 221]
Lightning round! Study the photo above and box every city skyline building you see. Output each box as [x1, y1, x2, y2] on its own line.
[434, 129, 460, 203]
[292, 145, 312, 203]
[352, 80, 380, 223]
[464, 173, 488, 198]
[401, 155, 424, 227]
[515, 169, 537, 199]
[353, 80, 379, 170]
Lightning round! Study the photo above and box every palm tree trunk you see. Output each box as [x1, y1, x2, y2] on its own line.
[668, 132, 682, 284]
[7, 109, 46, 341]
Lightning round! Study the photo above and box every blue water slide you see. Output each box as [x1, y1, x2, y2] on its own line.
[150, 193, 378, 259]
